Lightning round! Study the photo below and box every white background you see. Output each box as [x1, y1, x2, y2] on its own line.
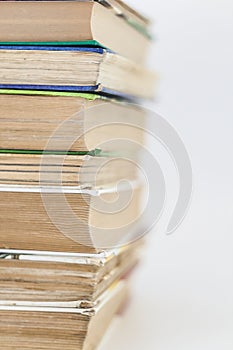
[100, 0, 233, 349]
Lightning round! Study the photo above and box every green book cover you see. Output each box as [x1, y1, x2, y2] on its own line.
[0, 89, 102, 100]
[0, 40, 103, 47]
[0, 149, 103, 156]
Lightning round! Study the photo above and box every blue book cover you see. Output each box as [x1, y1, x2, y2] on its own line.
[0, 45, 135, 99]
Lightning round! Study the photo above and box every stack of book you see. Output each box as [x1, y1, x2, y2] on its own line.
[0, 1, 155, 349]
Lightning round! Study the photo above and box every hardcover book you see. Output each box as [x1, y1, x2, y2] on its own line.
[0, 46, 155, 98]
[0, 0, 151, 63]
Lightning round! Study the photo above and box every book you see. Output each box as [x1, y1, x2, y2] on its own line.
[0, 153, 137, 187]
[0, 185, 144, 252]
[0, 46, 155, 98]
[0, 91, 146, 152]
[0, 0, 150, 64]
[0, 243, 141, 305]
[0, 280, 128, 350]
